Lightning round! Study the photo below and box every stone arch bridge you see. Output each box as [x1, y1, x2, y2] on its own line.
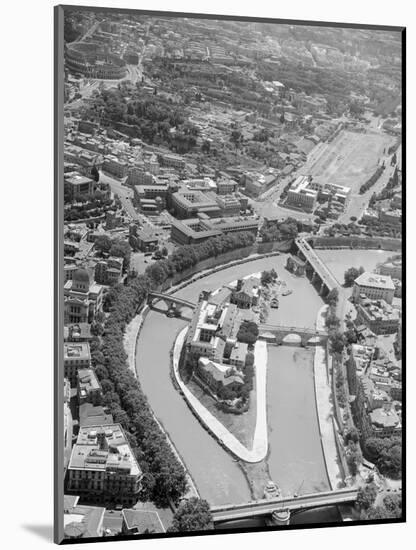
[259, 323, 328, 346]
[147, 291, 196, 311]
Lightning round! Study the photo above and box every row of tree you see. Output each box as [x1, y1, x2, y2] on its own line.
[259, 217, 300, 243]
[359, 165, 385, 195]
[145, 231, 256, 287]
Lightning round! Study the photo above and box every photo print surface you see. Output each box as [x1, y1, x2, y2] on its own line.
[54, 5, 405, 543]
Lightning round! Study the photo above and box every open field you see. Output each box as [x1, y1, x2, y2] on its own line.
[307, 130, 393, 193]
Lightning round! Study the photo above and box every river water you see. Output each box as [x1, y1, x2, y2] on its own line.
[135, 250, 392, 518]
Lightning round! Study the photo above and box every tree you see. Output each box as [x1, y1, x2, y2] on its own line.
[95, 235, 112, 255]
[346, 441, 362, 475]
[110, 239, 131, 272]
[330, 331, 345, 354]
[345, 426, 360, 444]
[168, 498, 213, 532]
[357, 483, 378, 510]
[237, 320, 259, 346]
[327, 288, 339, 307]
[344, 267, 360, 287]
[91, 164, 100, 183]
[261, 269, 277, 286]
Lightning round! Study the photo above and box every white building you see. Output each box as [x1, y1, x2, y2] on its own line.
[352, 272, 395, 305]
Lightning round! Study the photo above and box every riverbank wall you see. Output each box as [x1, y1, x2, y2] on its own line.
[123, 308, 200, 501]
[310, 236, 401, 251]
[156, 241, 292, 292]
[312, 305, 344, 491]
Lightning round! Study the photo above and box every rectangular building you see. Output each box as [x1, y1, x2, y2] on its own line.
[64, 342, 91, 387]
[64, 172, 95, 200]
[356, 299, 400, 335]
[67, 424, 143, 507]
[78, 368, 103, 406]
[286, 175, 317, 212]
[352, 272, 395, 304]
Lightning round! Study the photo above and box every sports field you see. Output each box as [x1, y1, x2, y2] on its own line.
[308, 130, 393, 193]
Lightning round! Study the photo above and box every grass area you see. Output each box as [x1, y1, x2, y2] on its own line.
[185, 376, 257, 449]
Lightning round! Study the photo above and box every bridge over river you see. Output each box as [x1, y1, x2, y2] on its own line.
[295, 237, 339, 295]
[147, 291, 197, 311]
[259, 323, 328, 346]
[211, 488, 358, 525]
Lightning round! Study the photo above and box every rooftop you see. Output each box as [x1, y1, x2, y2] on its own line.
[122, 508, 165, 534]
[69, 424, 142, 477]
[64, 342, 91, 362]
[354, 272, 395, 290]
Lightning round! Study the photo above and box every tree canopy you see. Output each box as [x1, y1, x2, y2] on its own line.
[168, 498, 213, 532]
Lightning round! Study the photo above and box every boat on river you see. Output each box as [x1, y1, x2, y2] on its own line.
[270, 298, 280, 308]
[282, 289, 293, 297]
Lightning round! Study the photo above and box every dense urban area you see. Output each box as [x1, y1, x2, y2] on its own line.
[61, 8, 403, 540]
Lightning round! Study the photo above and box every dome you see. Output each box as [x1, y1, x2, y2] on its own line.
[73, 268, 90, 284]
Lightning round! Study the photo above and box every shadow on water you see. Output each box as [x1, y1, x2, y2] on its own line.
[215, 506, 341, 530]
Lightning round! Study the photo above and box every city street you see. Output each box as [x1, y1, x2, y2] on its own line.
[99, 171, 138, 221]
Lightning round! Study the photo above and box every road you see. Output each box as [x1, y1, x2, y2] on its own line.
[211, 488, 358, 521]
[99, 171, 138, 221]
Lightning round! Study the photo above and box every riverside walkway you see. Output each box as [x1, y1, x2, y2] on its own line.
[173, 328, 268, 463]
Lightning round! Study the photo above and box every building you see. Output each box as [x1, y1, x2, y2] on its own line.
[64, 263, 79, 282]
[64, 323, 93, 343]
[349, 344, 375, 377]
[64, 268, 104, 324]
[157, 153, 185, 170]
[102, 155, 128, 179]
[378, 257, 402, 280]
[64, 172, 95, 200]
[67, 424, 143, 507]
[134, 229, 159, 252]
[171, 190, 221, 219]
[94, 256, 123, 286]
[129, 224, 159, 252]
[286, 175, 317, 211]
[126, 168, 155, 187]
[313, 181, 350, 205]
[170, 215, 258, 245]
[186, 300, 239, 366]
[78, 368, 103, 406]
[63, 495, 105, 540]
[286, 254, 306, 276]
[134, 184, 168, 204]
[352, 272, 395, 305]
[65, 41, 127, 79]
[79, 402, 114, 428]
[356, 299, 400, 335]
[361, 376, 390, 411]
[64, 342, 91, 387]
[194, 357, 245, 396]
[121, 507, 165, 535]
[369, 402, 402, 438]
[229, 342, 249, 368]
[230, 277, 261, 309]
[379, 208, 402, 227]
[217, 179, 238, 195]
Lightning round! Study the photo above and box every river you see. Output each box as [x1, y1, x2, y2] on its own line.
[136, 255, 328, 507]
[134, 250, 393, 518]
